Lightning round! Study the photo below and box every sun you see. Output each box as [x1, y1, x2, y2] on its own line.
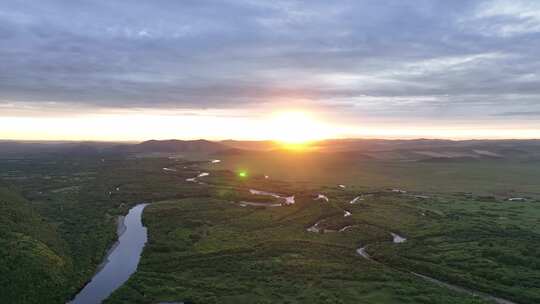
[268, 111, 328, 147]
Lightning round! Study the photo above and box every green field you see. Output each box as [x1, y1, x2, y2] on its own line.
[106, 197, 488, 304]
[0, 156, 210, 303]
[207, 152, 540, 195]
[1, 151, 539, 303]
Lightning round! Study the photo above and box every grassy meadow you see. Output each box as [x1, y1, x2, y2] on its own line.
[207, 152, 540, 195]
[1, 147, 539, 303]
[107, 196, 492, 304]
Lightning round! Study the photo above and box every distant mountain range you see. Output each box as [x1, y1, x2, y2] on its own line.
[114, 139, 227, 154]
[1, 138, 540, 162]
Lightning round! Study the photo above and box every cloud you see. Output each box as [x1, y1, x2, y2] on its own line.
[0, 0, 539, 124]
[494, 111, 540, 117]
[462, 0, 540, 37]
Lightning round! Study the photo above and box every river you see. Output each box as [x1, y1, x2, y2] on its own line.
[69, 203, 149, 304]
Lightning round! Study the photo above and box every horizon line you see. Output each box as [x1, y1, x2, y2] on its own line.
[2, 137, 540, 143]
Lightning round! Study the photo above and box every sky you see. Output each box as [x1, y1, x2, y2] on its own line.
[1, 0, 540, 141]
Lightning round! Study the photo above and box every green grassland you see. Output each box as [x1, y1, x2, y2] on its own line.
[106, 197, 488, 304]
[371, 195, 540, 303]
[0, 156, 211, 303]
[208, 152, 540, 195]
[1, 153, 539, 303]
[107, 162, 538, 304]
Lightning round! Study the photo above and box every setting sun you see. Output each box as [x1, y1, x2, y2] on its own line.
[268, 111, 331, 145]
[3, 1, 540, 303]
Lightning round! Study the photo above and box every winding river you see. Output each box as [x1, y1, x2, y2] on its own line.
[69, 203, 149, 304]
[356, 244, 518, 304]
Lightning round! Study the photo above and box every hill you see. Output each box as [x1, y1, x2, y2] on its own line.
[0, 186, 73, 304]
[109, 139, 228, 156]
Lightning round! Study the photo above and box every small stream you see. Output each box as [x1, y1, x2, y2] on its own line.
[356, 245, 518, 304]
[69, 203, 149, 304]
[411, 272, 517, 304]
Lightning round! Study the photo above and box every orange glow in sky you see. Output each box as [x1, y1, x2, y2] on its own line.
[268, 111, 335, 144]
[1, 109, 539, 141]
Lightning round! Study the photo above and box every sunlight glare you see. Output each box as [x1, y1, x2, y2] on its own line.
[268, 111, 330, 146]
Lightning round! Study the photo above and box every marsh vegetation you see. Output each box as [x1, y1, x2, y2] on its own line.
[1, 140, 539, 303]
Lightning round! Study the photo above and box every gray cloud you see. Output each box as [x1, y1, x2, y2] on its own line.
[0, 0, 539, 120]
[495, 111, 540, 117]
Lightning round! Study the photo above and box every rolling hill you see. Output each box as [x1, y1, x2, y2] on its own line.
[0, 186, 73, 304]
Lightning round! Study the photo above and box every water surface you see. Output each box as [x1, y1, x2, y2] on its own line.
[69, 203, 148, 304]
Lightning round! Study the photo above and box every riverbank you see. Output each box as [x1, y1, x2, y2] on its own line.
[69, 204, 148, 304]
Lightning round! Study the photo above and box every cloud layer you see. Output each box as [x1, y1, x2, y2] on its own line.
[1, 0, 539, 121]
